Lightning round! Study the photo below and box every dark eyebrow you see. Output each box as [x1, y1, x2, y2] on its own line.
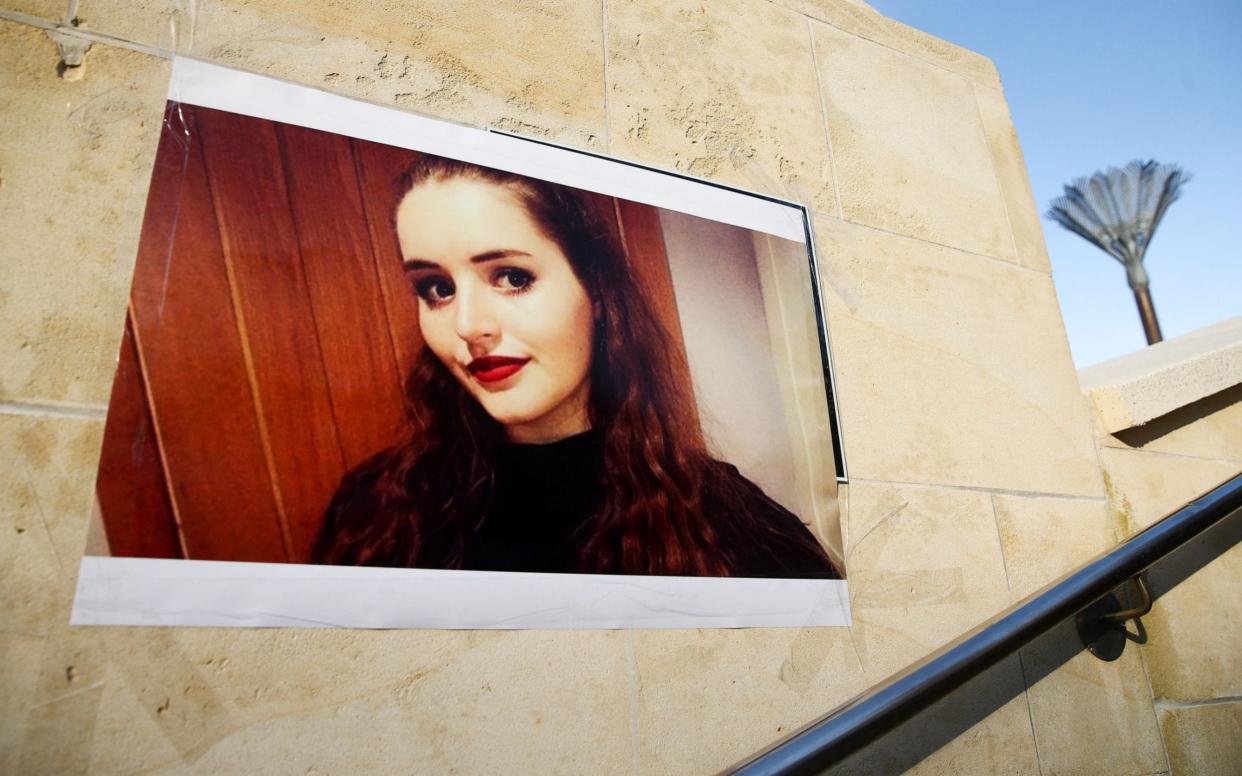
[402, 249, 531, 272]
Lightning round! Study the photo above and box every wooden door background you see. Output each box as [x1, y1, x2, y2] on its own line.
[96, 103, 692, 564]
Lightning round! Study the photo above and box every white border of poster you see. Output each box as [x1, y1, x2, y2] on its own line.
[71, 57, 850, 629]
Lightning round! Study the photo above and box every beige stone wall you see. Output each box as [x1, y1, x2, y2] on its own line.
[1096, 386, 1242, 776]
[1, 1, 1236, 773]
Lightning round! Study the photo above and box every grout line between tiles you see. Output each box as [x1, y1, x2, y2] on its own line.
[21, 456, 67, 577]
[969, 81, 1024, 266]
[1084, 400, 1124, 539]
[1136, 643, 1175, 774]
[989, 496, 1014, 595]
[771, 1, 1005, 93]
[811, 209, 1052, 277]
[806, 17, 843, 220]
[1099, 443, 1242, 468]
[1014, 650, 1047, 776]
[627, 629, 641, 776]
[601, 0, 611, 154]
[848, 476, 1107, 502]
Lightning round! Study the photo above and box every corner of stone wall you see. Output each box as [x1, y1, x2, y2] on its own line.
[1082, 319, 1242, 774]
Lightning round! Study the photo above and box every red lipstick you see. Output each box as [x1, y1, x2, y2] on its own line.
[467, 355, 530, 384]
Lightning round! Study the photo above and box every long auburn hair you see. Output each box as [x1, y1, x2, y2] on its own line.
[313, 154, 837, 577]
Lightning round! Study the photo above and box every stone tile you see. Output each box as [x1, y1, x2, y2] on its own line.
[1159, 701, 1242, 776]
[837, 490, 1154, 776]
[973, 85, 1050, 273]
[812, 23, 1013, 261]
[815, 216, 1103, 496]
[1, 0, 64, 21]
[1099, 447, 1239, 534]
[836, 656, 1040, 776]
[1099, 446, 1242, 703]
[992, 495, 1113, 601]
[80, 628, 635, 773]
[1102, 384, 1242, 464]
[0, 22, 169, 406]
[844, 482, 1012, 678]
[76, 0, 607, 148]
[0, 424, 104, 769]
[900, 700, 1039, 776]
[1143, 540, 1242, 703]
[0, 415, 101, 637]
[0, 632, 46, 774]
[838, 482, 1022, 774]
[0, 415, 103, 562]
[1021, 622, 1165, 776]
[15, 622, 107, 774]
[633, 628, 870, 774]
[773, 0, 1001, 89]
[607, 0, 837, 213]
[0, 508, 66, 637]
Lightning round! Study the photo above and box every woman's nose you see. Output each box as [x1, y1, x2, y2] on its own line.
[453, 285, 499, 343]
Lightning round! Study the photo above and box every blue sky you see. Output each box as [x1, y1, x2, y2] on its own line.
[867, 0, 1242, 366]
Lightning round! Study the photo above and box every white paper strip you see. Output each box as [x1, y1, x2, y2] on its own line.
[72, 557, 850, 629]
[167, 57, 808, 243]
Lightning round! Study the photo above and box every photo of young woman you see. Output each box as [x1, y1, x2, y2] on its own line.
[312, 157, 842, 579]
[86, 87, 848, 607]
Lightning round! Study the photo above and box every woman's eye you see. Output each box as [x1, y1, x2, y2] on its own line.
[495, 268, 535, 292]
[413, 277, 455, 306]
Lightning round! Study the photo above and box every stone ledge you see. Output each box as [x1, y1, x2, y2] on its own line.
[1079, 316, 1242, 434]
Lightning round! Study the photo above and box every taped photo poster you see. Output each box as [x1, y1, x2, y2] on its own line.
[74, 59, 850, 629]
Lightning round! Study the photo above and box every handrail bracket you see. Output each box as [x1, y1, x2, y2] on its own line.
[1076, 574, 1152, 661]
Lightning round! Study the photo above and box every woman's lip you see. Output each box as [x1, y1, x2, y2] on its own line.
[467, 356, 530, 384]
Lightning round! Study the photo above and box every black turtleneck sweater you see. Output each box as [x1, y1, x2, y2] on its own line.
[455, 429, 840, 578]
[461, 429, 605, 573]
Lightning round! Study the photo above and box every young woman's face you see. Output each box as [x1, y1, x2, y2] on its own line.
[397, 178, 596, 444]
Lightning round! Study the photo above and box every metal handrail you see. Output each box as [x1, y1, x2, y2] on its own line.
[727, 471, 1242, 775]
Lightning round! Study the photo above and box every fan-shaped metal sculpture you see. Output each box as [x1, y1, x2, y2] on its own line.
[1047, 160, 1190, 345]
